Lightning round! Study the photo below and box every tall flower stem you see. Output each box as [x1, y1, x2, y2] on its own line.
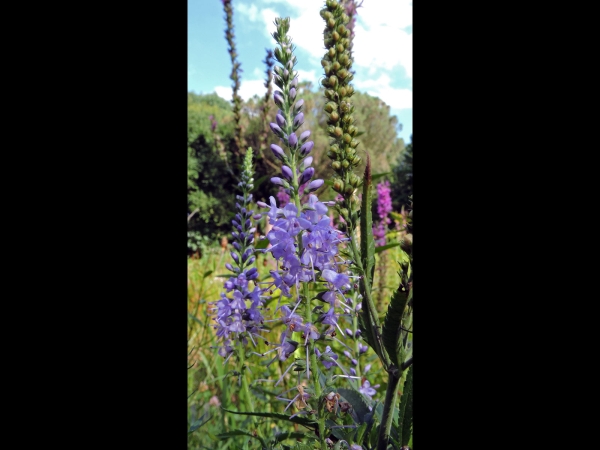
[377, 368, 401, 450]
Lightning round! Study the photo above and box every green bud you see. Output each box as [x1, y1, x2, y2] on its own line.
[348, 125, 357, 136]
[329, 75, 338, 88]
[328, 48, 336, 58]
[344, 185, 355, 196]
[332, 31, 340, 42]
[336, 43, 344, 53]
[337, 69, 348, 79]
[329, 111, 340, 123]
[351, 156, 361, 166]
[332, 161, 341, 171]
[338, 86, 347, 97]
[350, 139, 360, 149]
[325, 89, 336, 99]
[337, 25, 348, 37]
[327, 150, 337, 159]
[328, 17, 336, 28]
[334, 127, 343, 137]
[343, 133, 352, 144]
[342, 160, 349, 169]
[349, 174, 361, 187]
[332, 61, 341, 71]
[333, 180, 344, 193]
[324, 102, 337, 113]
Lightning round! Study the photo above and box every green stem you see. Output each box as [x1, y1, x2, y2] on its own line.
[238, 346, 255, 413]
[377, 368, 401, 450]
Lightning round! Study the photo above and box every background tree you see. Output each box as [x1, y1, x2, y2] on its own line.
[390, 135, 413, 211]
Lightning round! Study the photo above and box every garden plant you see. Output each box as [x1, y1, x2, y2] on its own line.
[188, 1, 412, 449]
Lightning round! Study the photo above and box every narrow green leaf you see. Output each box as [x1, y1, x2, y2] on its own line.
[371, 172, 391, 181]
[215, 429, 266, 448]
[220, 407, 318, 429]
[382, 276, 410, 367]
[189, 413, 212, 433]
[202, 270, 214, 278]
[374, 242, 401, 254]
[360, 153, 375, 287]
[355, 421, 368, 446]
[398, 366, 413, 446]
[274, 431, 314, 443]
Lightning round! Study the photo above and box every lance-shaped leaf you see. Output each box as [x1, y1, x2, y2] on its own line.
[360, 152, 375, 287]
[382, 274, 410, 367]
[398, 366, 413, 446]
[215, 429, 266, 448]
[220, 407, 318, 430]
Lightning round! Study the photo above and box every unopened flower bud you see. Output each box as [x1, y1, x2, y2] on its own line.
[300, 140, 314, 156]
[281, 165, 294, 181]
[276, 113, 286, 128]
[299, 130, 311, 143]
[299, 167, 314, 185]
[271, 144, 285, 161]
[288, 132, 298, 148]
[274, 91, 284, 107]
[293, 112, 304, 128]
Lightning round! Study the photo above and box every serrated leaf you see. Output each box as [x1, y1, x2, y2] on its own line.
[382, 277, 410, 367]
[220, 407, 318, 429]
[374, 242, 401, 254]
[337, 388, 372, 423]
[398, 366, 413, 446]
[358, 310, 376, 351]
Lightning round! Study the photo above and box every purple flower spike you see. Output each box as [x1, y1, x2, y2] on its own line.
[271, 144, 285, 161]
[290, 87, 296, 100]
[288, 132, 298, 148]
[300, 140, 314, 156]
[293, 112, 304, 128]
[299, 167, 314, 186]
[299, 130, 311, 143]
[276, 113, 286, 128]
[291, 75, 299, 88]
[274, 91, 284, 107]
[271, 177, 284, 186]
[303, 156, 313, 168]
[281, 165, 294, 181]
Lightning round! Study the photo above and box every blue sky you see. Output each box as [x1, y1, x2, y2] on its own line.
[188, 0, 412, 144]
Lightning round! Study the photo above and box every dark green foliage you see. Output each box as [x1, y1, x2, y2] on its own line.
[398, 366, 413, 446]
[390, 136, 412, 211]
[382, 275, 410, 368]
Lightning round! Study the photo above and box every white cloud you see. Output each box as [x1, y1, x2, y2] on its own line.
[354, 74, 412, 110]
[214, 79, 270, 102]
[254, 0, 412, 77]
[237, 3, 260, 22]
[296, 69, 318, 84]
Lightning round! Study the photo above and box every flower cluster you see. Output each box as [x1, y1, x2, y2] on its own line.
[373, 181, 392, 246]
[222, 0, 244, 154]
[211, 149, 269, 360]
[255, 17, 357, 378]
[320, 0, 362, 222]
